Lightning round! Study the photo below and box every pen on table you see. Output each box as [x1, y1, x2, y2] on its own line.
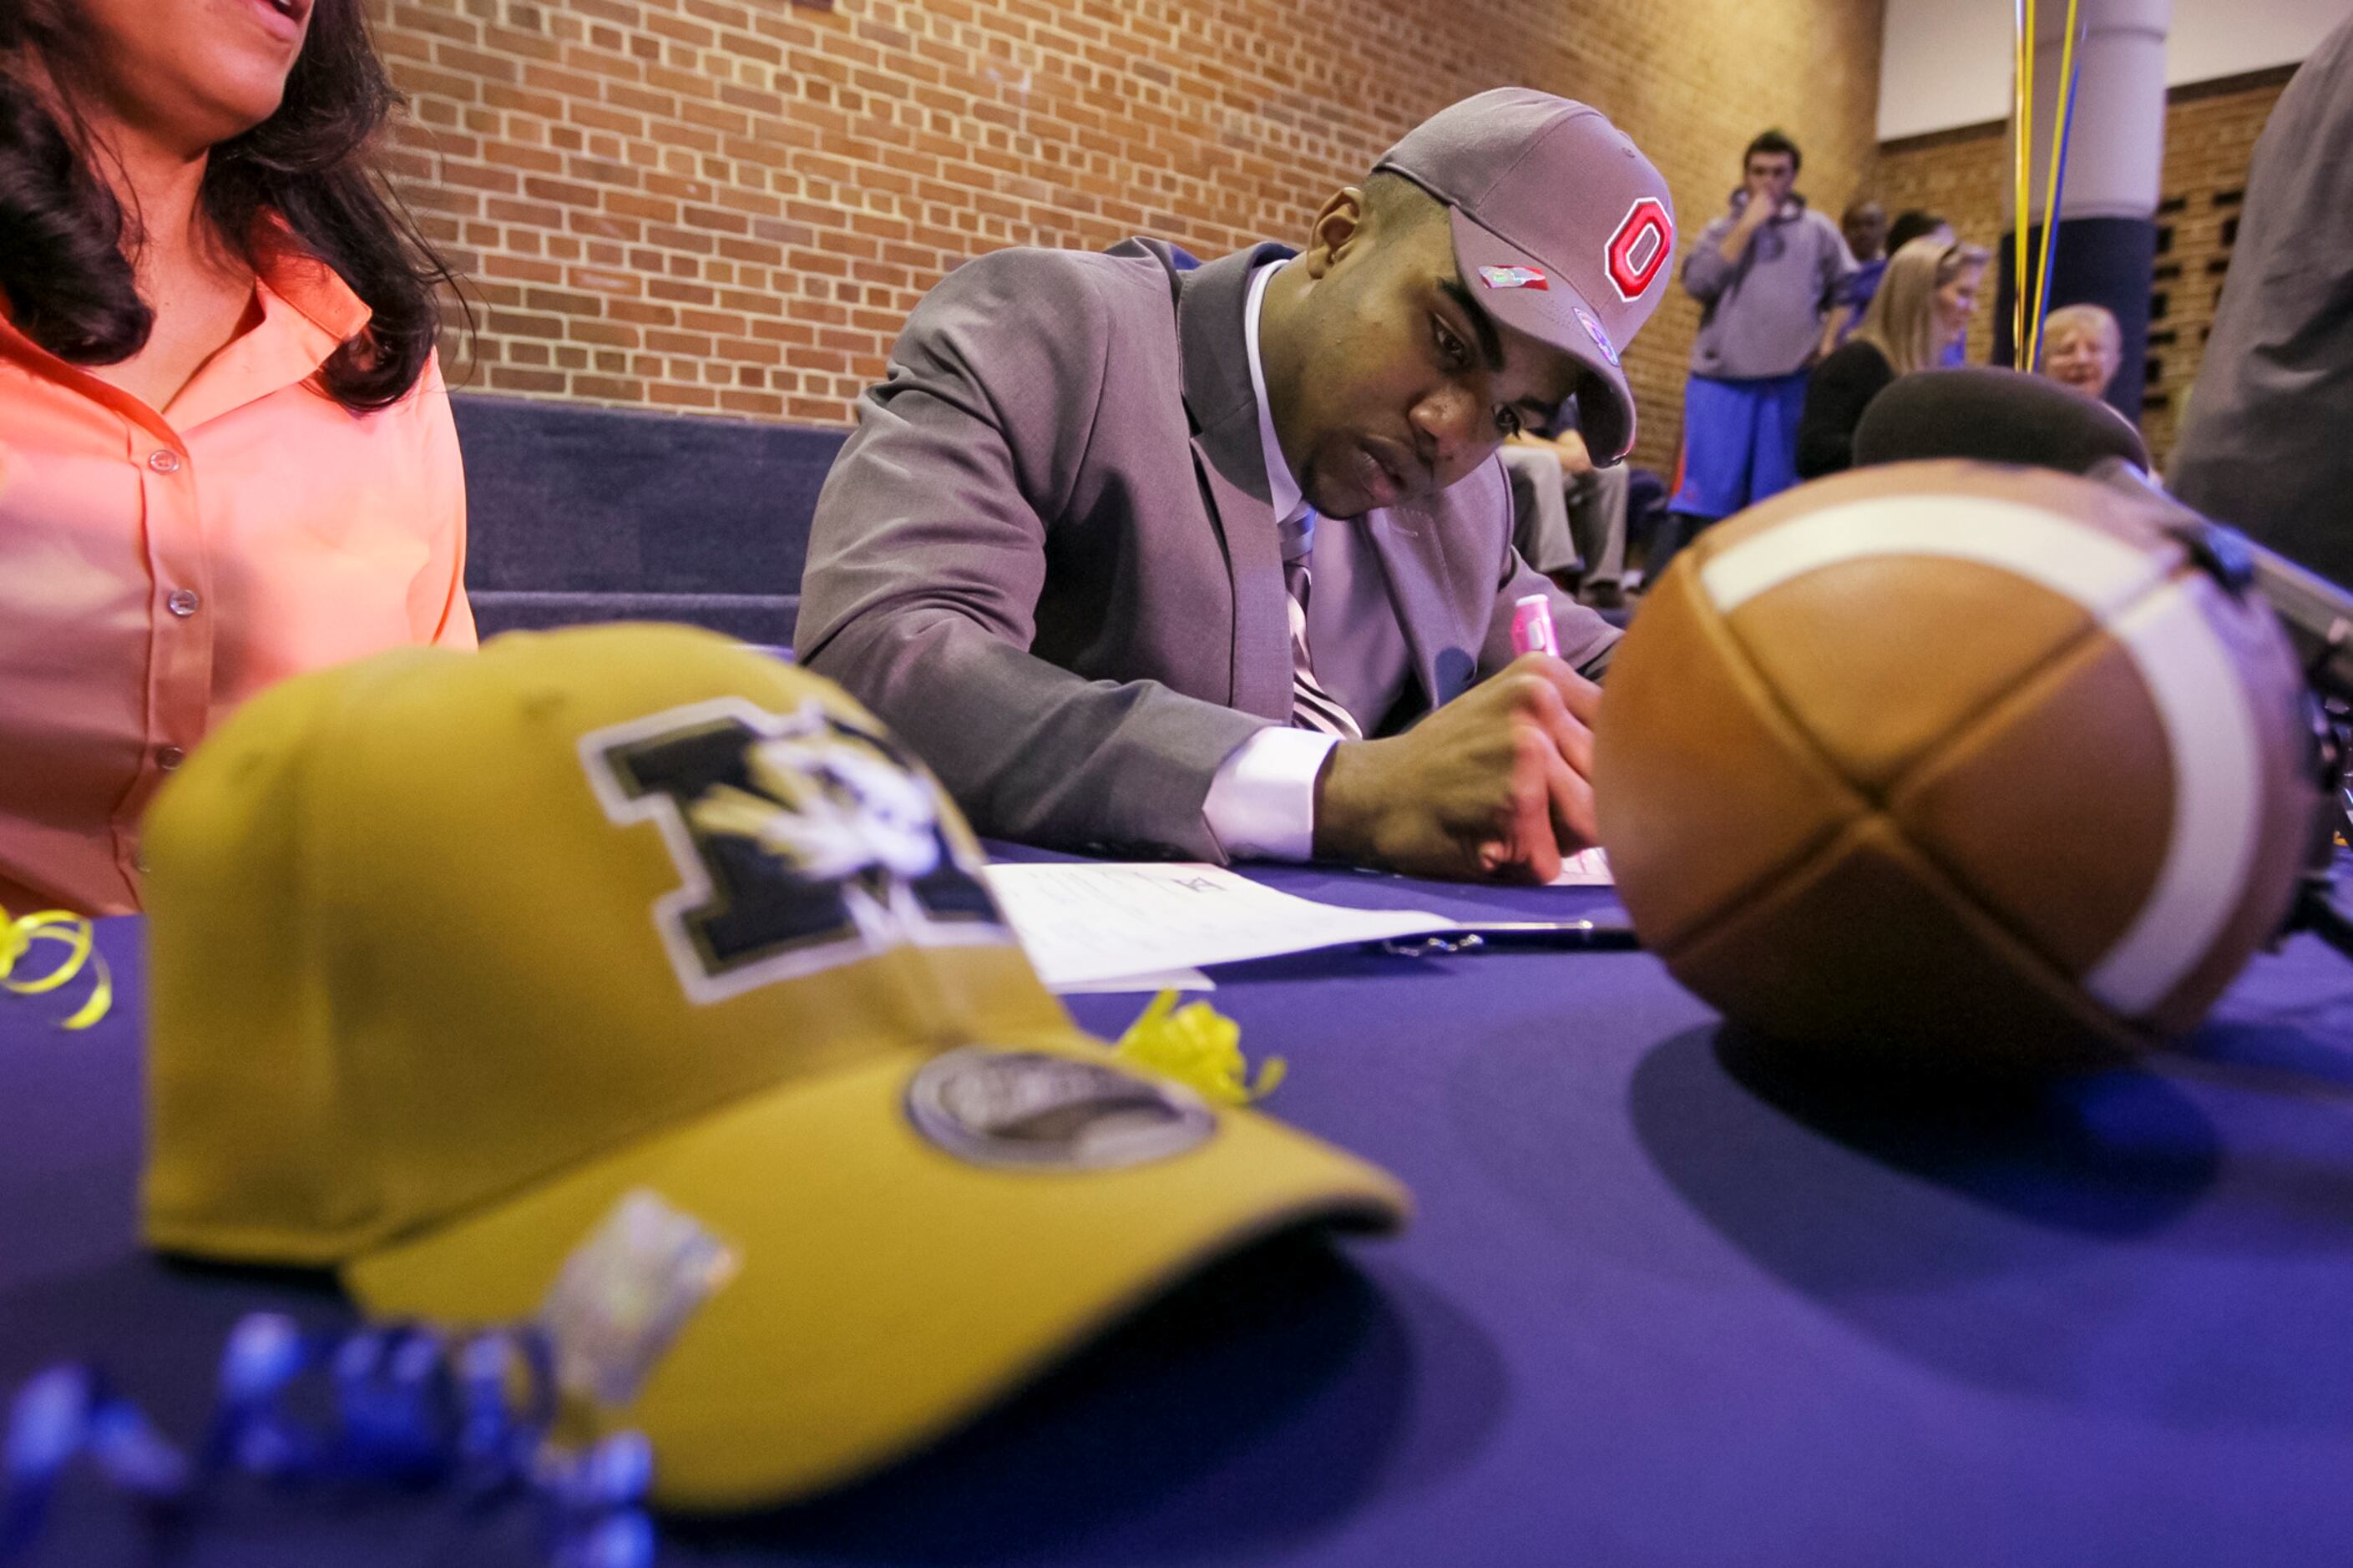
[1510, 594, 1560, 659]
[1373, 920, 1643, 957]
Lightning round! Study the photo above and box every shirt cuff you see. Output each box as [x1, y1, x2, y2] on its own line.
[1202, 726, 1338, 862]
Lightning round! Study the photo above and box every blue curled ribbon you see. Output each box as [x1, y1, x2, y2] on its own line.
[0, 1363, 190, 1555]
[1, 1313, 654, 1566]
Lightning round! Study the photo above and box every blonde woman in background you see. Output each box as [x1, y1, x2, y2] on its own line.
[1795, 236, 1990, 478]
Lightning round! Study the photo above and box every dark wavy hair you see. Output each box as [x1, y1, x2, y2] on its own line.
[0, 0, 459, 410]
[1744, 128, 1802, 176]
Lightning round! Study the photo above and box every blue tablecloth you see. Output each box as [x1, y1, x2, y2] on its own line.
[5, 858, 2352, 1565]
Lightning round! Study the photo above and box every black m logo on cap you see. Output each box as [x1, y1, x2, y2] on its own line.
[581, 697, 1008, 1004]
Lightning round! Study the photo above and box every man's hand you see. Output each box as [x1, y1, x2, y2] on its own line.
[1311, 655, 1600, 883]
[1816, 305, 1854, 364]
[1721, 182, 1776, 262]
[1736, 178, 1778, 230]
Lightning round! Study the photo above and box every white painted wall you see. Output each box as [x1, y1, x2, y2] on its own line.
[1880, 0, 2347, 140]
[2168, 0, 2347, 88]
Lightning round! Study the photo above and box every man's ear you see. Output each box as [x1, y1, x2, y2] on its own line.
[1299, 186, 1369, 280]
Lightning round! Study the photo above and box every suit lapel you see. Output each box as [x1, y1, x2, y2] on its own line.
[1160, 241, 1298, 722]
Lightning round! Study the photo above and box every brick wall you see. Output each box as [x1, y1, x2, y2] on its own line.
[1873, 66, 2294, 471]
[2143, 70, 2295, 471]
[370, 0, 1885, 473]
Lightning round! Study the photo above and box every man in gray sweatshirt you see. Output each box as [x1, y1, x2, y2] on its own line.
[1657, 130, 1852, 576]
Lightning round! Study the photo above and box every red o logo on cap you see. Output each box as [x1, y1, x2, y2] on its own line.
[1607, 198, 1673, 303]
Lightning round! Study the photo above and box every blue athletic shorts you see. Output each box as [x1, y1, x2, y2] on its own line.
[1671, 371, 1810, 520]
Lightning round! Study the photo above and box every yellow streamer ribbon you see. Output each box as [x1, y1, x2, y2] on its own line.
[2026, 1, 2085, 373]
[2014, 0, 2036, 367]
[1111, 989, 1285, 1106]
[0, 903, 114, 1030]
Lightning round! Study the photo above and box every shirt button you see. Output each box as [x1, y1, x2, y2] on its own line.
[166, 589, 200, 617]
[157, 745, 185, 771]
[147, 448, 184, 474]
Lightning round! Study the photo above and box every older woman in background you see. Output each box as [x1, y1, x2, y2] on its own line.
[2039, 302, 2123, 403]
[0, 0, 474, 917]
[1795, 236, 1991, 478]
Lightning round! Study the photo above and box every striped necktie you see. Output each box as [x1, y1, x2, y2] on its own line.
[1279, 511, 1364, 741]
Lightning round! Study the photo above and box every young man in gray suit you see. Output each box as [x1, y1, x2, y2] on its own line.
[797, 90, 1677, 883]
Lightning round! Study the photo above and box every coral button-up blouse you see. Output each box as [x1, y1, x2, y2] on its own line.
[0, 243, 476, 917]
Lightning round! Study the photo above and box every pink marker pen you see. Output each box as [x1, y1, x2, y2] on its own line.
[1510, 594, 1559, 659]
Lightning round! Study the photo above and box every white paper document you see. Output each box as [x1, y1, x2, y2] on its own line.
[979, 862, 1460, 989]
[1550, 847, 1613, 887]
[1054, 967, 1217, 995]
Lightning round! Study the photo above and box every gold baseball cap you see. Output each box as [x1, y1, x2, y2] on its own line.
[139, 624, 1406, 1510]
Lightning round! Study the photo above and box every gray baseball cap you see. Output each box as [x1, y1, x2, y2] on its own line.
[1376, 89, 1677, 465]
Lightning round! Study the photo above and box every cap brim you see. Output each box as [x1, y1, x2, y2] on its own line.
[342, 1031, 1406, 1512]
[1447, 206, 1638, 464]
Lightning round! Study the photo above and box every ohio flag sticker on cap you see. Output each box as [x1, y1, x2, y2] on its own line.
[1476, 264, 1549, 291]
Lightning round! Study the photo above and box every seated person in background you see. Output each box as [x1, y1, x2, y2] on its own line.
[797, 91, 1680, 883]
[1797, 237, 1988, 478]
[0, 0, 474, 918]
[2039, 302, 2123, 403]
[1817, 198, 1888, 355]
[1885, 209, 1953, 257]
[1498, 409, 1631, 610]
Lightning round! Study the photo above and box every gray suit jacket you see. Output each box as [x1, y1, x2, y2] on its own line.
[794, 238, 1617, 860]
[2170, 14, 2353, 586]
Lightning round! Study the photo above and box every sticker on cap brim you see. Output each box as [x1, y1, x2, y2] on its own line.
[540, 1188, 740, 1410]
[907, 1047, 1217, 1171]
[1575, 306, 1621, 367]
[1476, 265, 1549, 291]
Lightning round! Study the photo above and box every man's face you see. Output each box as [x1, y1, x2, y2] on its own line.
[1261, 188, 1586, 522]
[1744, 152, 1796, 206]
[1843, 202, 1887, 260]
[2045, 318, 2122, 399]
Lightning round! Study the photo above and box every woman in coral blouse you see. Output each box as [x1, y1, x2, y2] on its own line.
[0, 0, 474, 916]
